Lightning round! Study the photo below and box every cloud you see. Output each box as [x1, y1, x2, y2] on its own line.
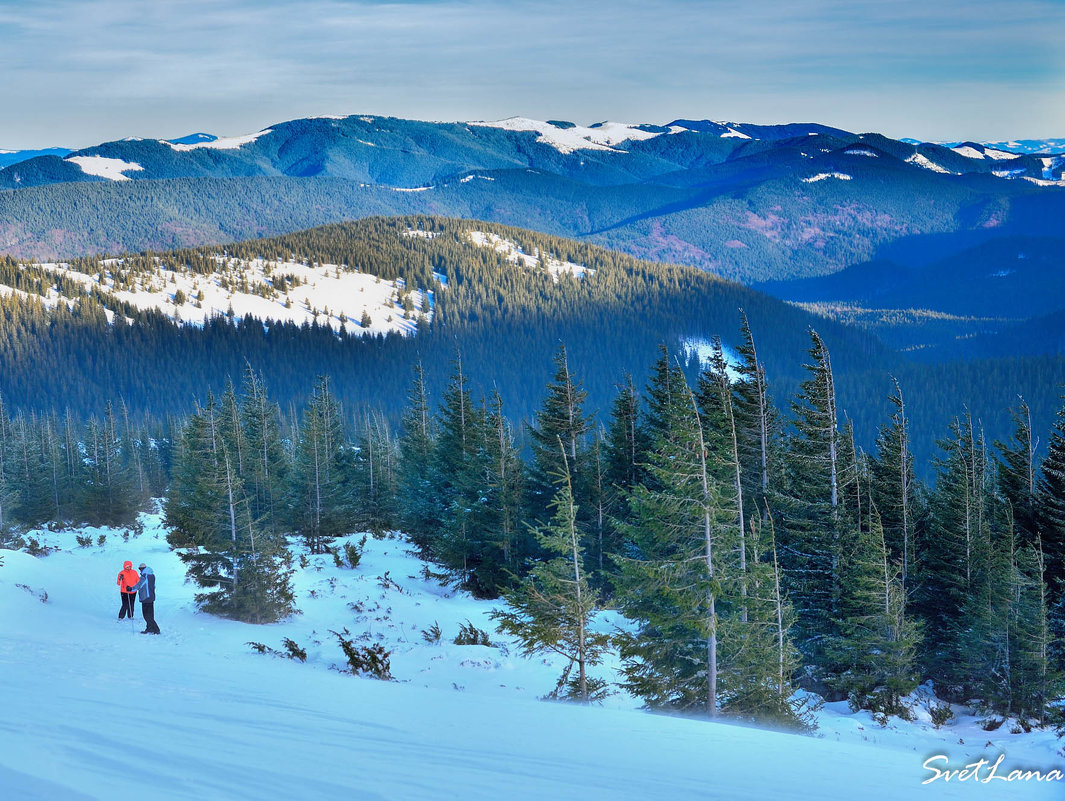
[1, 0, 1063, 147]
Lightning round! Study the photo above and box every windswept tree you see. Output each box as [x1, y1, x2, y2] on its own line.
[493, 441, 607, 702]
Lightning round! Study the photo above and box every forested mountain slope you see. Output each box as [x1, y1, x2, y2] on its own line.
[1, 216, 1061, 472]
[1, 114, 1062, 289]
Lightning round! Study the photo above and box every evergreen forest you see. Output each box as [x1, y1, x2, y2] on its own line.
[2, 326, 1064, 730]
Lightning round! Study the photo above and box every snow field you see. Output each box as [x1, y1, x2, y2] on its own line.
[466, 231, 594, 281]
[1, 512, 1062, 800]
[27, 256, 432, 336]
[65, 155, 144, 181]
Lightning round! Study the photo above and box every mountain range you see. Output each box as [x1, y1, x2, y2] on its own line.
[1, 114, 1062, 283]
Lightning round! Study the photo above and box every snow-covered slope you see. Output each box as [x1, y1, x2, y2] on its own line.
[468, 118, 661, 154]
[24, 256, 432, 336]
[1, 514, 1062, 800]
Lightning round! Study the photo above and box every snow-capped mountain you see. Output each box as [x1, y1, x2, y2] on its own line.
[2, 113, 1063, 296]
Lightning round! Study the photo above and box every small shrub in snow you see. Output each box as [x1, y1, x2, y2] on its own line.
[420, 565, 450, 586]
[16, 584, 48, 603]
[97, 534, 107, 546]
[454, 621, 492, 647]
[24, 538, 50, 557]
[330, 548, 343, 568]
[980, 717, 1004, 731]
[281, 637, 307, 662]
[929, 703, 954, 729]
[247, 638, 307, 662]
[421, 621, 442, 643]
[76, 535, 93, 548]
[330, 629, 392, 680]
[378, 571, 402, 593]
[344, 536, 367, 568]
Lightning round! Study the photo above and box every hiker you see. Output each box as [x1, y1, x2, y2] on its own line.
[117, 560, 139, 620]
[133, 563, 161, 635]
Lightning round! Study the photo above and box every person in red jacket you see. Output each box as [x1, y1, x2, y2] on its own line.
[117, 560, 140, 620]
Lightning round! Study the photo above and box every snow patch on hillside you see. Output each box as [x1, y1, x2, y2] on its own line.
[845, 148, 878, 157]
[802, 172, 852, 183]
[165, 129, 272, 151]
[31, 256, 431, 336]
[721, 128, 751, 139]
[906, 153, 952, 174]
[680, 337, 744, 381]
[66, 155, 144, 181]
[469, 118, 660, 154]
[467, 230, 594, 281]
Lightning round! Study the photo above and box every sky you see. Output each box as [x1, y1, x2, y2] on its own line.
[1, 0, 1063, 149]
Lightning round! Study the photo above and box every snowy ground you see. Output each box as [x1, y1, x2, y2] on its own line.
[1, 510, 1062, 800]
[29, 256, 431, 336]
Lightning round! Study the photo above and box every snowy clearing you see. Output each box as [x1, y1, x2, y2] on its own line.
[469, 118, 660, 154]
[1, 513, 1062, 800]
[906, 153, 953, 174]
[23, 256, 431, 336]
[802, 172, 853, 183]
[164, 129, 272, 151]
[467, 230, 594, 281]
[65, 155, 144, 181]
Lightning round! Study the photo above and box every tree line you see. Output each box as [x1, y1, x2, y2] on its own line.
[3, 317, 1063, 732]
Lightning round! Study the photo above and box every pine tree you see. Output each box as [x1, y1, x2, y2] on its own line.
[732, 311, 781, 522]
[290, 376, 355, 554]
[777, 330, 842, 666]
[828, 497, 921, 717]
[239, 366, 288, 535]
[492, 441, 608, 702]
[166, 397, 295, 622]
[995, 397, 1039, 548]
[352, 411, 397, 536]
[613, 367, 736, 716]
[1036, 392, 1065, 598]
[869, 379, 918, 592]
[527, 344, 591, 523]
[396, 362, 439, 551]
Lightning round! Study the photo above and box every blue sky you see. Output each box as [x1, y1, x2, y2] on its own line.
[1, 0, 1063, 148]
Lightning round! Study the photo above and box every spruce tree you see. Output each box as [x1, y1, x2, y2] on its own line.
[166, 397, 295, 622]
[777, 330, 842, 667]
[1036, 392, 1065, 598]
[995, 397, 1039, 548]
[527, 344, 591, 523]
[290, 376, 355, 554]
[492, 441, 607, 702]
[869, 379, 918, 592]
[614, 367, 736, 716]
[352, 411, 398, 536]
[239, 366, 288, 534]
[827, 498, 921, 717]
[732, 311, 781, 522]
[396, 361, 439, 551]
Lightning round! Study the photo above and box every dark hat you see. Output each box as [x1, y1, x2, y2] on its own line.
[138, 563, 147, 570]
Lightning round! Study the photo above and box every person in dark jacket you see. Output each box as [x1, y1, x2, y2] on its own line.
[117, 561, 139, 620]
[133, 563, 161, 634]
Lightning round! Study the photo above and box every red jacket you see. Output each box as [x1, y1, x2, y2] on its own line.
[117, 561, 140, 594]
